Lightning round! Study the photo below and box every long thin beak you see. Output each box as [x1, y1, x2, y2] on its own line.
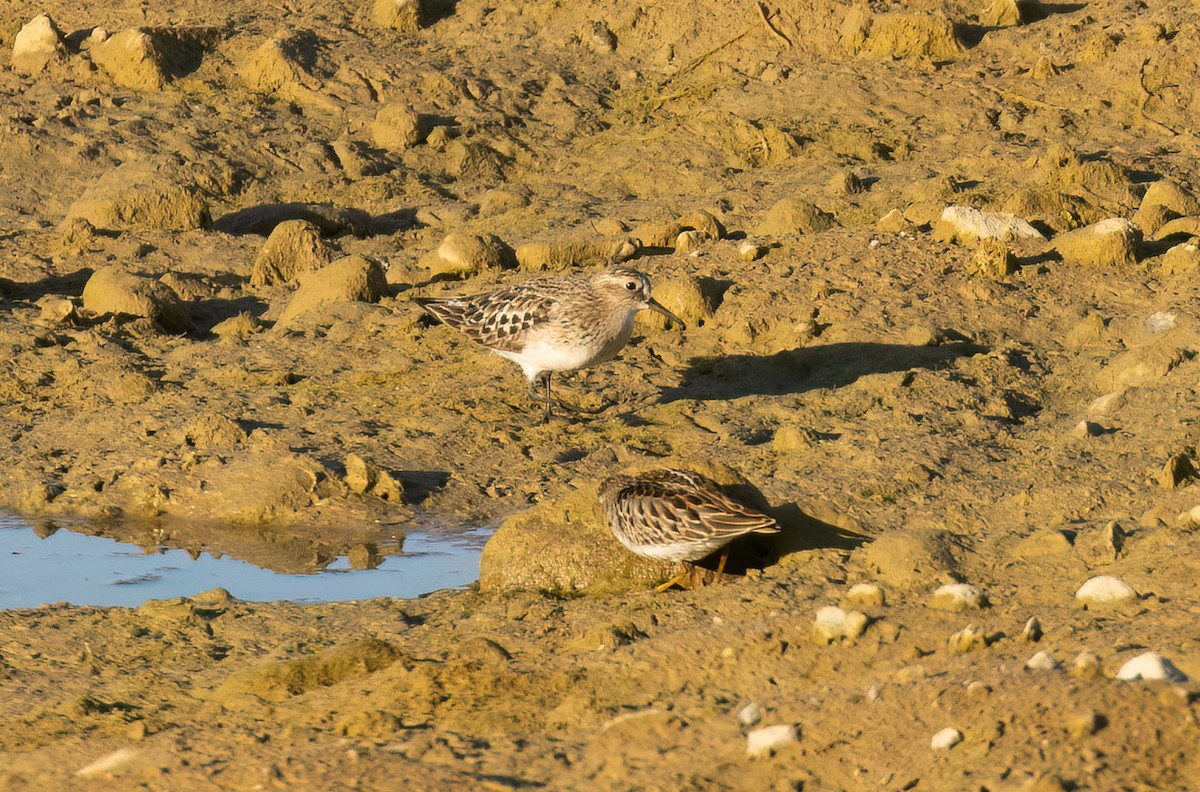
[646, 297, 686, 330]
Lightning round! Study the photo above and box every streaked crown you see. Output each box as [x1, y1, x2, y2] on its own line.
[592, 267, 654, 307]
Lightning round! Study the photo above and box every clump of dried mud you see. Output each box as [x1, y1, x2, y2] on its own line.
[3, 0, 1200, 787]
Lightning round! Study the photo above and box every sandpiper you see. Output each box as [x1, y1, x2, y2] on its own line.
[417, 267, 685, 421]
[598, 468, 780, 591]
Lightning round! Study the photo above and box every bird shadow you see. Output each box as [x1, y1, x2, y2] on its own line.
[660, 340, 986, 403]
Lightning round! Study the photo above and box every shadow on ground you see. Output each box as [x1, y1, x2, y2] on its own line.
[661, 341, 986, 402]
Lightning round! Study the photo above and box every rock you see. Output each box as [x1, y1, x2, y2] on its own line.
[1071, 651, 1103, 679]
[853, 528, 960, 589]
[1098, 344, 1190, 390]
[479, 462, 753, 595]
[214, 203, 372, 237]
[1160, 239, 1200, 275]
[970, 238, 1018, 278]
[370, 104, 430, 150]
[875, 209, 915, 234]
[211, 312, 263, 342]
[12, 14, 67, 74]
[738, 242, 767, 261]
[929, 583, 987, 611]
[674, 230, 706, 256]
[479, 188, 531, 217]
[1160, 453, 1197, 489]
[1034, 144, 1138, 214]
[82, 267, 191, 333]
[827, 171, 865, 195]
[66, 161, 211, 232]
[1025, 650, 1060, 672]
[344, 454, 379, 494]
[737, 702, 763, 727]
[843, 582, 885, 608]
[1023, 616, 1043, 642]
[630, 220, 683, 249]
[182, 413, 246, 450]
[933, 205, 1045, 244]
[1178, 504, 1200, 528]
[1141, 179, 1199, 216]
[1115, 652, 1188, 682]
[92, 29, 169, 90]
[275, 256, 388, 329]
[75, 748, 143, 778]
[812, 606, 869, 644]
[373, 0, 425, 32]
[330, 138, 396, 179]
[677, 210, 726, 240]
[636, 277, 711, 331]
[1032, 57, 1059, 85]
[1077, 521, 1124, 563]
[948, 625, 988, 653]
[1132, 203, 1176, 237]
[420, 232, 510, 279]
[242, 33, 321, 97]
[1002, 188, 1097, 234]
[515, 237, 638, 271]
[36, 296, 78, 324]
[755, 199, 837, 236]
[251, 220, 333, 286]
[840, 7, 964, 61]
[1072, 420, 1103, 438]
[980, 0, 1046, 26]
[588, 21, 617, 53]
[1075, 575, 1137, 607]
[1066, 710, 1102, 739]
[746, 724, 799, 758]
[1153, 217, 1200, 241]
[1052, 218, 1141, 268]
[1086, 392, 1125, 419]
[930, 727, 962, 750]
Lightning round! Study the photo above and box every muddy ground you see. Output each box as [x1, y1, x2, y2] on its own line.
[3, 0, 1200, 787]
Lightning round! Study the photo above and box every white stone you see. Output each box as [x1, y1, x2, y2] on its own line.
[1115, 652, 1188, 682]
[1022, 616, 1042, 642]
[737, 701, 763, 727]
[930, 727, 963, 750]
[1025, 650, 1059, 671]
[1178, 504, 1200, 528]
[1145, 311, 1178, 334]
[76, 748, 142, 777]
[812, 606, 868, 643]
[937, 205, 1045, 243]
[738, 242, 765, 261]
[930, 583, 987, 611]
[844, 582, 885, 607]
[1087, 391, 1126, 418]
[12, 13, 67, 74]
[1075, 575, 1137, 606]
[746, 724, 799, 758]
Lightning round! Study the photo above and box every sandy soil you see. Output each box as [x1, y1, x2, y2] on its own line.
[3, 0, 1200, 787]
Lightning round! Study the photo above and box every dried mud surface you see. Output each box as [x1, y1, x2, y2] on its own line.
[3, 0, 1200, 788]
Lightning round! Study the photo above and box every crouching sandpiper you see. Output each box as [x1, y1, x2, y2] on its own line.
[417, 267, 685, 421]
[599, 468, 780, 591]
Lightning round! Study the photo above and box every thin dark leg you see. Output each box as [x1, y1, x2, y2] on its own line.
[526, 371, 613, 420]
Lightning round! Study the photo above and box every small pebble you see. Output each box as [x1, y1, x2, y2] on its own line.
[930, 583, 987, 611]
[966, 681, 991, 699]
[844, 583, 885, 608]
[1144, 311, 1177, 334]
[930, 727, 963, 750]
[948, 625, 988, 654]
[1115, 652, 1188, 682]
[739, 242, 766, 261]
[1071, 651, 1103, 679]
[737, 702, 763, 727]
[746, 724, 799, 758]
[1072, 420, 1103, 438]
[1075, 575, 1137, 607]
[812, 606, 869, 643]
[1025, 650, 1060, 672]
[1066, 710, 1102, 739]
[1022, 616, 1043, 643]
[1178, 504, 1200, 528]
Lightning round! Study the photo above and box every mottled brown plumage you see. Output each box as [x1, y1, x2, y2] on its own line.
[418, 267, 684, 420]
[599, 468, 779, 590]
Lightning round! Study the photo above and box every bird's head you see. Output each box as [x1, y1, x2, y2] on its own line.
[594, 267, 686, 330]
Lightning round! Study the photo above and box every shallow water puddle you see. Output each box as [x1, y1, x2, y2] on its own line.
[0, 514, 490, 609]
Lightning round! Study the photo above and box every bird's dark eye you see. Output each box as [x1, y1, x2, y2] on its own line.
[626, 281, 638, 290]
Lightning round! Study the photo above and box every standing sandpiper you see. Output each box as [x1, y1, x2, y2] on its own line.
[417, 267, 685, 421]
[598, 468, 780, 591]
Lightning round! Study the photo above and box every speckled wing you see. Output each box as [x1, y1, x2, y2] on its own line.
[602, 469, 779, 547]
[418, 285, 557, 352]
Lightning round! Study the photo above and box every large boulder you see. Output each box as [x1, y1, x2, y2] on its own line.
[12, 13, 67, 74]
